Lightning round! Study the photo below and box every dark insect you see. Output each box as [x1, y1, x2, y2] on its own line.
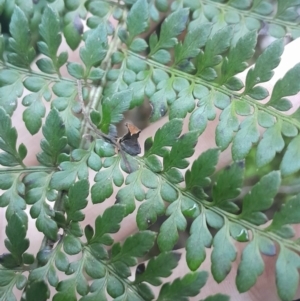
[119, 123, 141, 156]
[135, 263, 145, 277]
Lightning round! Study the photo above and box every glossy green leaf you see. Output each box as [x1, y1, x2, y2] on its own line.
[127, 0, 148, 42]
[80, 24, 107, 71]
[100, 90, 133, 133]
[150, 8, 189, 55]
[268, 63, 300, 110]
[211, 225, 237, 283]
[244, 39, 284, 96]
[39, 6, 64, 72]
[37, 109, 67, 166]
[63, 15, 83, 50]
[65, 180, 89, 223]
[239, 171, 280, 225]
[196, 26, 234, 80]
[53, 278, 77, 301]
[50, 149, 92, 190]
[212, 161, 244, 212]
[0, 108, 25, 167]
[186, 212, 212, 271]
[280, 135, 300, 176]
[220, 31, 257, 85]
[185, 148, 219, 195]
[201, 294, 230, 301]
[157, 199, 187, 251]
[24, 172, 58, 240]
[5, 214, 29, 265]
[174, 23, 211, 68]
[22, 94, 46, 135]
[90, 205, 125, 244]
[276, 246, 300, 301]
[269, 194, 300, 236]
[8, 6, 35, 67]
[0, 70, 23, 115]
[232, 115, 260, 160]
[92, 156, 123, 203]
[188, 90, 217, 134]
[36, 58, 56, 74]
[145, 119, 183, 157]
[256, 123, 284, 167]
[157, 271, 208, 301]
[67, 62, 85, 79]
[0, 174, 27, 225]
[236, 238, 264, 292]
[25, 281, 49, 301]
[135, 252, 180, 285]
[216, 102, 239, 150]
[63, 235, 82, 255]
[163, 131, 198, 172]
[137, 186, 165, 229]
[112, 231, 156, 266]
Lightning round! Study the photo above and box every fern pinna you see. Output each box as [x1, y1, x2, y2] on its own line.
[0, 0, 300, 300]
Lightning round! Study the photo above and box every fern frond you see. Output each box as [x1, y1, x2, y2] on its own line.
[1, 1, 300, 300]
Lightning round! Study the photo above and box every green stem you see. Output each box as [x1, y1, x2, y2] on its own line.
[0, 62, 74, 83]
[0, 166, 56, 174]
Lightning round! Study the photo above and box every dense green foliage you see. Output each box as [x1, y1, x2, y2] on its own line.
[0, 0, 300, 300]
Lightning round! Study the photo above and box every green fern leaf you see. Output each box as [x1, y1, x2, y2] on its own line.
[25, 281, 49, 301]
[37, 108, 67, 166]
[126, 0, 149, 45]
[38, 6, 67, 74]
[157, 196, 187, 251]
[211, 224, 236, 283]
[236, 237, 264, 292]
[24, 172, 58, 240]
[52, 81, 81, 147]
[0, 269, 26, 301]
[267, 63, 300, 111]
[2, 214, 29, 268]
[65, 180, 89, 224]
[144, 118, 183, 157]
[8, 6, 35, 67]
[212, 161, 244, 213]
[150, 8, 189, 58]
[112, 231, 156, 266]
[201, 294, 230, 301]
[174, 23, 211, 70]
[0, 173, 27, 224]
[256, 122, 284, 167]
[157, 271, 208, 301]
[0, 70, 23, 115]
[80, 24, 107, 76]
[239, 171, 281, 225]
[186, 211, 212, 271]
[92, 155, 123, 203]
[0, 108, 27, 167]
[244, 39, 284, 98]
[89, 205, 125, 245]
[280, 135, 300, 176]
[185, 148, 220, 196]
[276, 246, 300, 301]
[135, 252, 180, 285]
[100, 90, 133, 133]
[220, 31, 257, 89]
[268, 193, 300, 237]
[196, 26, 234, 80]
